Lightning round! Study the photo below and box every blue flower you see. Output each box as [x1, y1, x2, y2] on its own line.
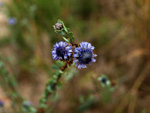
[51, 41, 72, 60]
[0, 100, 4, 107]
[73, 42, 97, 69]
[8, 17, 17, 25]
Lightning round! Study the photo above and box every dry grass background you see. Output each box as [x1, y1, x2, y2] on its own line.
[0, 0, 150, 113]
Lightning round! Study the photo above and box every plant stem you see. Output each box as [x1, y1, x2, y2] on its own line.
[37, 62, 68, 113]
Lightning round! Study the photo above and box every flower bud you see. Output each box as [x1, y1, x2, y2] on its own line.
[23, 100, 31, 108]
[54, 23, 63, 30]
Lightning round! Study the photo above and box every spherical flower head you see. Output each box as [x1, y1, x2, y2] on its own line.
[8, 17, 17, 25]
[51, 41, 72, 60]
[73, 42, 97, 69]
[54, 23, 63, 30]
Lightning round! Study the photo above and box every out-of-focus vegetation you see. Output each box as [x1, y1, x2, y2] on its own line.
[0, 0, 150, 113]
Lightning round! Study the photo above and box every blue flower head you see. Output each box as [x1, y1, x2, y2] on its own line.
[73, 42, 97, 69]
[8, 17, 17, 25]
[0, 100, 4, 107]
[51, 41, 72, 60]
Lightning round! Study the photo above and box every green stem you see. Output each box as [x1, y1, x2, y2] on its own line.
[37, 62, 68, 113]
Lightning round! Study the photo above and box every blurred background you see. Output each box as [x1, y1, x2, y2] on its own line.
[0, 0, 150, 113]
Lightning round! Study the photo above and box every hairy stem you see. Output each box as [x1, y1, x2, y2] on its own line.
[37, 62, 68, 113]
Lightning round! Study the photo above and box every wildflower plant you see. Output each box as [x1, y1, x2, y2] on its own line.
[37, 19, 97, 112]
[0, 19, 97, 113]
[98, 74, 116, 103]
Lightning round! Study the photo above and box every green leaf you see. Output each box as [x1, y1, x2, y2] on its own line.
[30, 107, 36, 112]
[57, 19, 64, 25]
[63, 25, 68, 33]
[71, 36, 75, 41]
[67, 28, 70, 31]
[56, 61, 64, 68]
[55, 30, 66, 35]
[46, 85, 52, 92]
[50, 78, 56, 84]
[53, 74, 58, 79]
[63, 37, 70, 43]
[40, 103, 47, 108]
[52, 65, 59, 69]
[67, 32, 75, 41]
[53, 70, 59, 76]
[67, 32, 73, 37]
